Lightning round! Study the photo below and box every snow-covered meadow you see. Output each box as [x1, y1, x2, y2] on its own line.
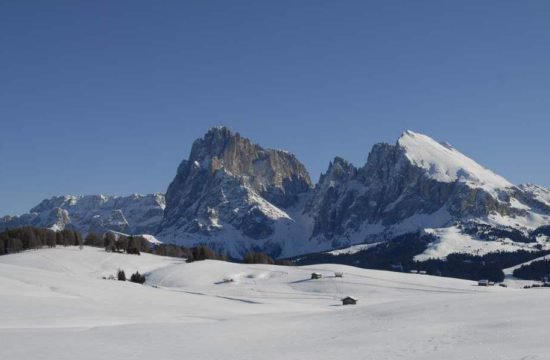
[1, 247, 549, 360]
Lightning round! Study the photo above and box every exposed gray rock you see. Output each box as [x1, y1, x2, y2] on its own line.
[1, 193, 165, 235]
[157, 127, 313, 255]
[2, 128, 549, 260]
[305, 131, 550, 248]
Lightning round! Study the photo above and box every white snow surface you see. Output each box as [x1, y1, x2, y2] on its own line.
[2, 247, 550, 360]
[519, 183, 550, 207]
[398, 131, 513, 194]
[415, 226, 547, 261]
[326, 242, 382, 255]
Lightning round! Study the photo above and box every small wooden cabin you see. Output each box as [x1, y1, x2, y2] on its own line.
[342, 296, 357, 305]
[311, 272, 323, 280]
[478, 279, 489, 286]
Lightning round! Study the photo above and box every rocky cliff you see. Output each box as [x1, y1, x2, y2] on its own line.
[157, 127, 313, 257]
[3, 128, 549, 260]
[1, 193, 165, 235]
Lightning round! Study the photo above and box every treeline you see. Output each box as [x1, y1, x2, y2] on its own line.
[414, 250, 550, 282]
[85, 231, 227, 262]
[462, 223, 550, 245]
[292, 232, 432, 270]
[242, 251, 293, 266]
[83, 232, 152, 255]
[0, 227, 82, 255]
[513, 259, 550, 281]
[0, 227, 226, 262]
[291, 232, 550, 282]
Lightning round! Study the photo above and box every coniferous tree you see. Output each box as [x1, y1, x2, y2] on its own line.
[130, 271, 146, 284]
[85, 232, 102, 247]
[117, 269, 126, 281]
[104, 232, 116, 252]
[243, 252, 274, 264]
[74, 231, 83, 248]
[7, 237, 23, 253]
[116, 235, 128, 253]
[45, 231, 56, 248]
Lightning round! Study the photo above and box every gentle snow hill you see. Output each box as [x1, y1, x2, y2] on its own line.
[2, 247, 550, 360]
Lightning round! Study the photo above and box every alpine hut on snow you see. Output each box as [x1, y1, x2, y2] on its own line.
[341, 296, 357, 305]
[478, 279, 489, 287]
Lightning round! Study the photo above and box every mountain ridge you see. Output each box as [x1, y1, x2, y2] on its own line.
[2, 127, 549, 259]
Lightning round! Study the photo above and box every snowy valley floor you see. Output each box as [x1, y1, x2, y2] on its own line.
[1, 247, 549, 360]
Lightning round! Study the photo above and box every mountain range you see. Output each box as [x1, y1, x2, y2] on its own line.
[3, 127, 550, 259]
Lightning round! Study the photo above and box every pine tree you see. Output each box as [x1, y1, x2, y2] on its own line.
[104, 232, 116, 252]
[117, 269, 126, 281]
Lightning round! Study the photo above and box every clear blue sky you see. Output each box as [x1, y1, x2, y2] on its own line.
[1, 0, 549, 215]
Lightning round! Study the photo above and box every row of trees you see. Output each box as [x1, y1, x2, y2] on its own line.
[292, 232, 550, 282]
[242, 251, 294, 265]
[0, 227, 82, 255]
[414, 250, 550, 282]
[83, 230, 228, 262]
[115, 269, 146, 284]
[513, 259, 550, 281]
[243, 252, 275, 264]
[1, 227, 283, 266]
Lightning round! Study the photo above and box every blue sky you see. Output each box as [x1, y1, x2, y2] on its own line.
[1, 0, 549, 215]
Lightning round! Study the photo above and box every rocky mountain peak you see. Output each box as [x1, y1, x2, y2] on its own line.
[4, 128, 549, 260]
[186, 127, 313, 196]
[159, 127, 314, 256]
[318, 157, 357, 188]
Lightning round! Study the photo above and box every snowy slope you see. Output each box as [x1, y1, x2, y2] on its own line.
[518, 183, 550, 207]
[2, 247, 550, 360]
[415, 226, 546, 261]
[398, 130, 513, 194]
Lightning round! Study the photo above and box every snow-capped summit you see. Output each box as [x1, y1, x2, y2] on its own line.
[305, 130, 550, 253]
[397, 130, 513, 194]
[2, 128, 549, 260]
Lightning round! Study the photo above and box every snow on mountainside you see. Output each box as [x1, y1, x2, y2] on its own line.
[398, 130, 513, 194]
[1, 193, 165, 235]
[415, 226, 548, 261]
[2, 128, 549, 260]
[304, 130, 550, 259]
[157, 126, 313, 258]
[518, 183, 550, 208]
[2, 247, 550, 360]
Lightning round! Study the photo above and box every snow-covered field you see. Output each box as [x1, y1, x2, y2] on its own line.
[1, 247, 550, 360]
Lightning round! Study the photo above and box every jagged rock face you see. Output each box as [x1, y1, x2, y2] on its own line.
[306, 145, 456, 244]
[3, 128, 549, 259]
[158, 127, 313, 255]
[1, 194, 165, 235]
[186, 126, 312, 207]
[306, 131, 550, 246]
